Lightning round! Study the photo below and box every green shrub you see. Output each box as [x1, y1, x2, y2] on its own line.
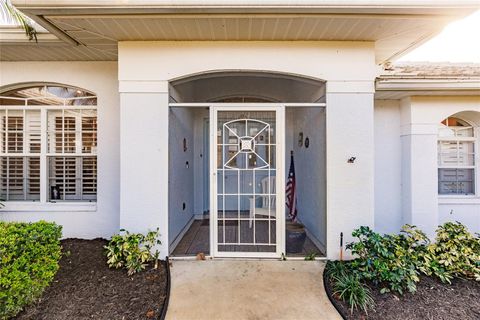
[327, 222, 479, 316]
[104, 228, 161, 276]
[422, 222, 480, 282]
[346, 225, 427, 294]
[0, 221, 62, 319]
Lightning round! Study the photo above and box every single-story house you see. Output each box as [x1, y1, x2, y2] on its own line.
[1, 1, 479, 259]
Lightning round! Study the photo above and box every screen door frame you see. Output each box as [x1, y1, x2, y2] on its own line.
[209, 104, 285, 258]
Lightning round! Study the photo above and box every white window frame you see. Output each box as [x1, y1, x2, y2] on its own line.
[0, 92, 97, 212]
[438, 118, 477, 198]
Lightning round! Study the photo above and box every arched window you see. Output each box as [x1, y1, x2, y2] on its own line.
[438, 117, 475, 195]
[0, 84, 97, 202]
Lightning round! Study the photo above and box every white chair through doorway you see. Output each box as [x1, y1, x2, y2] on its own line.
[249, 176, 276, 228]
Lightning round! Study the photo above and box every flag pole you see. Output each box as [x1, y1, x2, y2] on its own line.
[286, 150, 297, 222]
[290, 150, 293, 222]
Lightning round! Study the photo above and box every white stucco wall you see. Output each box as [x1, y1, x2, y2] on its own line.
[168, 107, 195, 247]
[193, 109, 209, 216]
[374, 96, 480, 237]
[119, 90, 169, 257]
[118, 41, 377, 259]
[0, 62, 120, 239]
[326, 92, 375, 258]
[374, 100, 403, 234]
[292, 107, 327, 249]
[406, 96, 480, 235]
[2, 48, 476, 259]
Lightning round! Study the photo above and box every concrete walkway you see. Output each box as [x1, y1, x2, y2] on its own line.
[166, 260, 342, 320]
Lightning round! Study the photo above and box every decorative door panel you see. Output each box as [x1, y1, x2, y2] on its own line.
[211, 107, 284, 257]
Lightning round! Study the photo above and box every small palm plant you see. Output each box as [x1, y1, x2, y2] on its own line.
[0, 0, 37, 41]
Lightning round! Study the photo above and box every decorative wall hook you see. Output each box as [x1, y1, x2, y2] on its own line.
[298, 132, 303, 147]
[347, 157, 356, 163]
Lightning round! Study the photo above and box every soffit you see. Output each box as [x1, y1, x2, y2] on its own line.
[2, 2, 477, 62]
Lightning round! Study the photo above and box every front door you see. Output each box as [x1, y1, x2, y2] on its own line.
[210, 105, 285, 257]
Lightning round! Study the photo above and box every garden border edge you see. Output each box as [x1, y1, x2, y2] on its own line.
[159, 257, 171, 320]
[323, 261, 348, 320]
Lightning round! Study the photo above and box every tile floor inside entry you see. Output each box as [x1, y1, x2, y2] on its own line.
[171, 219, 325, 257]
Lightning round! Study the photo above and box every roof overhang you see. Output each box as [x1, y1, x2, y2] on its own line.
[375, 78, 480, 99]
[1, 1, 478, 62]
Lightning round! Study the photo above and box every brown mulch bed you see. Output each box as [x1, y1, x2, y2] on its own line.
[15, 239, 168, 320]
[326, 274, 480, 320]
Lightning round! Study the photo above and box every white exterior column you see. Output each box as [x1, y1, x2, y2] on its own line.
[326, 81, 375, 259]
[119, 80, 170, 258]
[400, 98, 438, 238]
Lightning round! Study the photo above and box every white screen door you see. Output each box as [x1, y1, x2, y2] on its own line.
[210, 105, 285, 258]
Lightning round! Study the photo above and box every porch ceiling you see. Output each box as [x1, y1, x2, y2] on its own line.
[1, 1, 478, 63]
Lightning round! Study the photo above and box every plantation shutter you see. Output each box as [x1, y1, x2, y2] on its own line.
[438, 118, 476, 195]
[26, 111, 41, 153]
[0, 112, 40, 200]
[82, 116, 97, 153]
[1, 85, 97, 203]
[47, 111, 97, 201]
[26, 112, 41, 197]
[82, 157, 97, 198]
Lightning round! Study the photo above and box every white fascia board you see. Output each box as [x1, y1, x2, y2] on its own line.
[12, 1, 480, 15]
[376, 79, 480, 91]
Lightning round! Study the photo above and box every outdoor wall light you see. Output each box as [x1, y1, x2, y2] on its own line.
[347, 157, 356, 163]
[186, 161, 189, 168]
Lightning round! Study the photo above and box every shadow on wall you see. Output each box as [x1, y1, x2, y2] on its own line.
[287, 107, 327, 251]
[168, 107, 195, 246]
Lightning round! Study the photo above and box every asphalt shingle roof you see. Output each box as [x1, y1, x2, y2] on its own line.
[382, 62, 480, 79]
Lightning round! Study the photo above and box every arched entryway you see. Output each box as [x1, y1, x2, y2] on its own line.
[167, 71, 327, 258]
[169, 70, 326, 103]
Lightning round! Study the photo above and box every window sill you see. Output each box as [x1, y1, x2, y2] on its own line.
[438, 196, 480, 205]
[0, 201, 97, 212]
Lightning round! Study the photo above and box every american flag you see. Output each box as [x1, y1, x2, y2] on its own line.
[286, 151, 297, 221]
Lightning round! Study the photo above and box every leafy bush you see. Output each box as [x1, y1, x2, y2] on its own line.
[346, 225, 428, 294]
[327, 222, 479, 316]
[0, 221, 62, 319]
[104, 228, 161, 276]
[422, 222, 480, 282]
